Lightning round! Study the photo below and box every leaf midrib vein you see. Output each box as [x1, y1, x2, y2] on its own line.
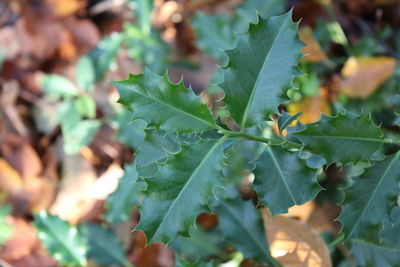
[347, 153, 399, 239]
[131, 84, 215, 128]
[240, 16, 288, 128]
[150, 137, 225, 242]
[220, 201, 273, 263]
[299, 134, 384, 142]
[267, 147, 297, 205]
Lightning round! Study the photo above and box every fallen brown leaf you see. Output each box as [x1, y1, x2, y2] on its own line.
[287, 94, 331, 124]
[299, 27, 327, 63]
[341, 56, 396, 98]
[263, 210, 332, 267]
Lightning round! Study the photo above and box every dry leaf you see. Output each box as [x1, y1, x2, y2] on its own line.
[50, 154, 97, 224]
[46, 0, 84, 17]
[287, 95, 330, 124]
[341, 56, 396, 98]
[263, 210, 332, 267]
[0, 158, 23, 196]
[299, 27, 327, 63]
[0, 135, 42, 179]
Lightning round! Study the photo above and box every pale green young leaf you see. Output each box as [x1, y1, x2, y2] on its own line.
[0, 205, 13, 245]
[339, 153, 400, 241]
[253, 146, 321, 215]
[41, 74, 79, 99]
[76, 55, 95, 91]
[221, 11, 303, 128]
[34, 212, 87, 266]
[290, 113, 384, 164]
[114, 69, 216, 133]
[136, 138, 225, 244]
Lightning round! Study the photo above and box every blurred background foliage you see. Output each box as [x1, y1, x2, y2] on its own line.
[0, 0, 399, 266]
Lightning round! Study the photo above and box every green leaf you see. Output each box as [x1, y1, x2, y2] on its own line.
[351, 240, 400, 267]
[277, 111, 301, 134]
[253, 145, 321, 215]
[136, 138, 226, 244]
[88, 34, 124, 80]
[192, 13, 236, 63]
[41, 74, 79, 99]
[210, 189, 278, 266]
[171, 226, 229, 263]
[175, 257, 214, 267]
[380, 207, 400, 248]
[75, 95, 96, 119]
[105, 163, 144, 224]
[290, 113, 384, 164]
[62, 120, 101, 155]
[34, 212, 87, 266]
[114, 69, 216, 133]
[80, 223, 130, 266]
[115, 110, 147, 149]
[0, 205, 13, 245]
[339, 153, 400, 241]
[135, 130, 181, 167]
[76, 55, 95, 91]
[221, 11, 303, 128]
[235, 0, 286, 32]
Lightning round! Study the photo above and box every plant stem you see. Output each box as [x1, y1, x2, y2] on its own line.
[328, 234, 345, 249]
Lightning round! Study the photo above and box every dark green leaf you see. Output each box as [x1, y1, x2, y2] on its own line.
[34, 212, 87, 266]
[339, 153, 400, 240]
[290, 113, 384, 164]
[171, 226, 229, 263]
[277, 111, 301, 134]
[253, 146, 321, 215]
[221, 11, 302, 128]
[80, 223, 130, 266]
[210, 189, 278, 266]
[380, 207, 400, 248]
[351, 240, 400, 267]
[114, 69, 216, 133]
[136, 138, 226, 244]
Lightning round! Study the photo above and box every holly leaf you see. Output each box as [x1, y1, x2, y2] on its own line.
[221, 11, 303, 128]
[253, 146, 321, 215]
[114, 69, 216, 133]
[339, 153, 400, 241]
[34, 212, 87, 266]
[351, 240, 400, 267]
[289, 113, 384, 164]
[170, 226, 228, 263]
[277, 111, 302, 134]
[41, 74, 79, 99]
[104, 163, 145, 224]
[136, 138, 226, 244]
[192, 13, 236, 64]
[80, 223, 130, 266]
[380, 207, 400, 248]
[210, 189, 278, 266]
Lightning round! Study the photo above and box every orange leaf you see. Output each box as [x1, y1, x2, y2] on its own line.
[287, 95, 330, 124]
[341, 56, 396, 98]
[299, 27, 327, 63]
[46, 0, 84, 17]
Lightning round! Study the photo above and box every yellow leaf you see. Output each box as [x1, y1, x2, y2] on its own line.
[299, 27, 327, 63]
[287, 95, 330, 124]
[263, 209, 332, 267]
[341, 56, 396, 98]
[46, 0, 83, 17]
